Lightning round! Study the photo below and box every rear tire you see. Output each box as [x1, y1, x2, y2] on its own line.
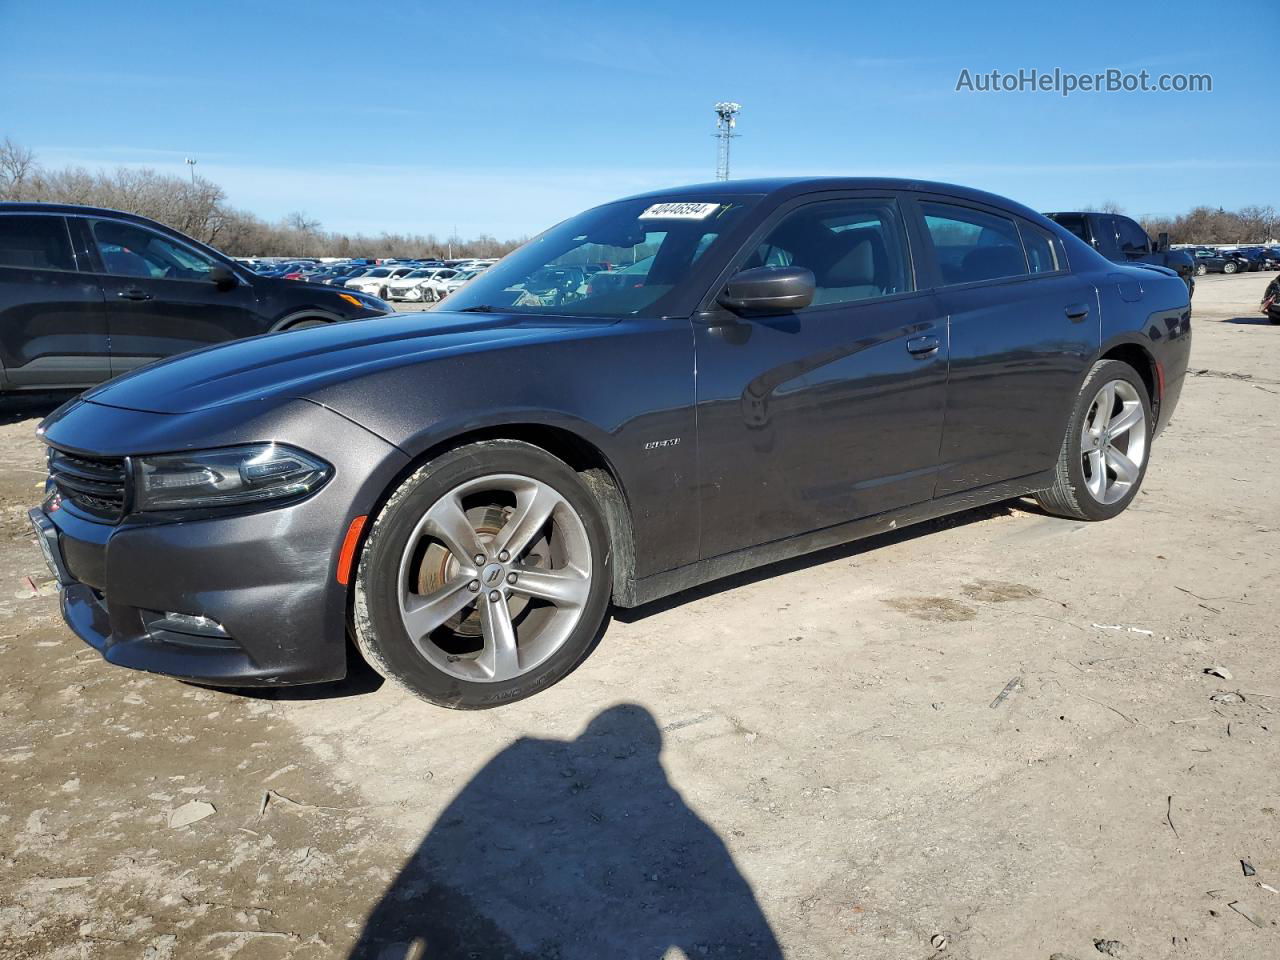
[1194, 263, 1207, 276]
[1035, 359, 1153, 521]
[352, 441, 613, 709]
[286, 318, 329, 331]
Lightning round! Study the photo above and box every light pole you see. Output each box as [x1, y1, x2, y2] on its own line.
[713, 102, 741, 181]
[185, 157, 197, 186]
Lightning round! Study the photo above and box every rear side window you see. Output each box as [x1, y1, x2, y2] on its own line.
[1021, 223, 1061, 274]
[1048, 213, 1090, 244]
[746, 198, 912, 308]
[0, 215, 75, 271]
[922, 202, 1027, 285]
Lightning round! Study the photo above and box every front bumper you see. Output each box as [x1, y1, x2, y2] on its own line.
[35, 398, 410, 686]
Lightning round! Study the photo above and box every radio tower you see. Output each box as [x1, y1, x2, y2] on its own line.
[714, 102, 741, 181]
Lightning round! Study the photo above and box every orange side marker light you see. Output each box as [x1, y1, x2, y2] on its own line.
[336, 515, 368, 585]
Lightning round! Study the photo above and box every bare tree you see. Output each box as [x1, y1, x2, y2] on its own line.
[0, 137, 37, 198]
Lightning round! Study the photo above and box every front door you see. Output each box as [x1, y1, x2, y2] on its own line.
[694, 194, 948, 560]
[72, 216, 260, 376]
[0, 213, 110, 389]
[914, 198, 1097, 496]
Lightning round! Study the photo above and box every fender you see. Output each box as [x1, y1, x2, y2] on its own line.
[389, 408, 622, 469]
[347, 408, 640, 598]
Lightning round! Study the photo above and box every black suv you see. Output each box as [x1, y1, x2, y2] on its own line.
[1187, 246, 1236, 275]
[1044, 211, 1196, 295]
[0, 204, 391, 392]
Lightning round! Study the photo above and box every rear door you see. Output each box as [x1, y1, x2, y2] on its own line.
[0, 212, 110, 389]
[913, 197, 1097, 495]
[694, 192, 948, 559]
[72, 216, 262, 375]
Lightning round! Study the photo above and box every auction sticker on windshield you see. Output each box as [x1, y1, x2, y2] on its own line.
[638, 202, 721, 220]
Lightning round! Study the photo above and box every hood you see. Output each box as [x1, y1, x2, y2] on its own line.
[83, 311, 616, 415]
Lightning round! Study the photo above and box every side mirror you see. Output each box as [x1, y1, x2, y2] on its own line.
[717, 265, 815, 315]
[1157, 232, 1170, 253]
[209, 265, 239, 291]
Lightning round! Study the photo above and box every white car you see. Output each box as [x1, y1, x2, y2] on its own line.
[345, 266, 416, 299]
[420, 268, 468, 301]
[385, 268, 457, 302]
[436, 266, 490, 299]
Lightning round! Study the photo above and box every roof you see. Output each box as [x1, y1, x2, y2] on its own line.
[618, 176, 1049, 224]
[0, 201, 155, 220]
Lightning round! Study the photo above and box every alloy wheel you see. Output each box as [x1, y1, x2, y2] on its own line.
[395, 473, 592, 683]
[1080, 379, 1147, 505]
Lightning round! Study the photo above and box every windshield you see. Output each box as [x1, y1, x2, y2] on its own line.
[440, 196, 758, 318]
[366, 268, 392, 278]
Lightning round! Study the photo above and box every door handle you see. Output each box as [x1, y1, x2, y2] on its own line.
[1065, 303, 1090, 322]
[906, 335, 940, 356]
[117, 289, 153, 301]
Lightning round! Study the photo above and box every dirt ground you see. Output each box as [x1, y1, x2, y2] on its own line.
[2, 273, 1278, 960]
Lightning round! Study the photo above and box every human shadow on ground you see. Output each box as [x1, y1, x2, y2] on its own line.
[347, 703, 783, 960]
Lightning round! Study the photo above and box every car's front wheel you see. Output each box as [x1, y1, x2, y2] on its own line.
[1035, 359, 1152, 521]
[1224, 261, 1238, 274]
[353, 441, 613, 708]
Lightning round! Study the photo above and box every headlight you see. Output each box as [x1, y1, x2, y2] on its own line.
[134, 443, 331, 511]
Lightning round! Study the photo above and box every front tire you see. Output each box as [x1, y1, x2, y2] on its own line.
[353, 441, 613, 708]
[1035, 359, 1152, 521]
[1224, 261, 1238, 274]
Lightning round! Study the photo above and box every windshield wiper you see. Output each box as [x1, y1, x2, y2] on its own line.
[456, 304, 495, 313]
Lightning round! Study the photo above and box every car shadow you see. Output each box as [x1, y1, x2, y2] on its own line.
[1222, 315, 1275, 325]
[0, 391, 80, 426]
[615, 497, 1038, 622]
[218, 637, 387, 701]
[346, 703, 783, 960]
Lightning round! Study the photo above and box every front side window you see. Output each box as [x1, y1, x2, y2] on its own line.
[441, 196, 759, 318]
[1115, 217, 1152, 257]
[0, 215, 75, 271]
[744, 199, 911, 308]
[91, 220, 217, 280]
[922, 202, 1027, 285]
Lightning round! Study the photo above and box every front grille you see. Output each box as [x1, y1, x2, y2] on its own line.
[48, 448, 127, 521]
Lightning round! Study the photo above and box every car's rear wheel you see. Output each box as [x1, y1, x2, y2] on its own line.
[1195, 263, 1207, 276]
[353, 441, 612, 708]
[1035, 359, 1152, 521]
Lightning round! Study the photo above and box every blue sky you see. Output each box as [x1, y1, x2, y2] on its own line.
[2, 0, 1275, 239]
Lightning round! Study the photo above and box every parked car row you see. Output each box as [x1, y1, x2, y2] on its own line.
[1183, 246, 1280, 276]
[236, 256, 500, 301]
